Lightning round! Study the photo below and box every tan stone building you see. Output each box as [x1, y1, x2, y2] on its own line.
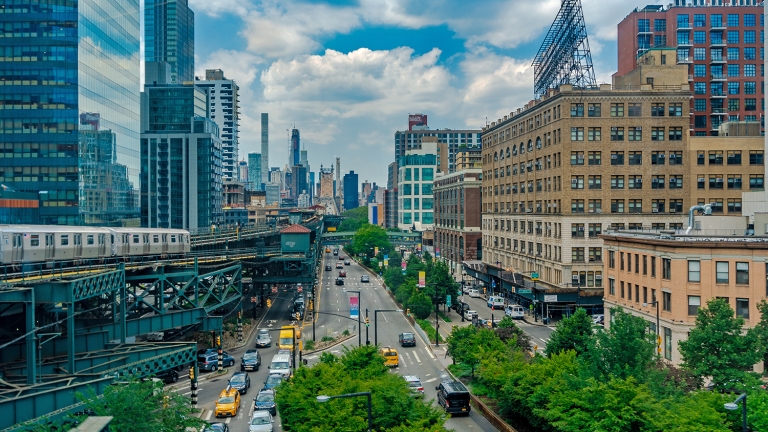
[602, 216, 767, 369]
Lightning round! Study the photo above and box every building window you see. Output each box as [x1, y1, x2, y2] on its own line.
[694, 99, 706, 111]
[668, 127, 683, 141]
[655, 19, 666, 32]
[728, 64, 740, 77]
[611, 176, 625, 189]
[662, 258, 671, 279]
[736, 298, 750, 319]
[609, 278, 615, 296]
[652, 152, 665, 165]
[651, 127, 665, 141]
[727, 47, 740, 61]
[621, 281, 625, 298]
[588, 199, 601, 213]
[628, 199, 642, 213]
[570, 103, 584, 117]
[727, 13, 739, 27]
[716, 261, 729, 284]
[694, 82, 706, 94]
[571, 127, 584, 141]
[588, 127, 601, 141]
[687, 295, 701, 316]
[744, 13, 756, 27]
[571, 151, 584, 165]
[588, 175, 601, 190]
[745, 98, 757, 111]
[571, 199, 584, 213]
[651, 257, 656, 278]
[628, 128, 642, 141]
[727, 199, 742, 213]
[668, 103, 683, 116]
[694, 30, 706, 44]
[642, 255, 647, 275]
[750, 151, 764, 165]
[610, 127, 624, 141]
[750, 175, 764, 189]
[628, 103, 642, 117]
[571, 176, 584, 190]
[610, 103, 624, 117]
[736, 262, 749, 284]
[663, 291, 671, 312]
[609, 250, 615, 268]
[663, 327, 672, 360]
[611, 199, 625, 213]
[745, 31, 756, 44]
[628, 152, 642, 165]
[588, 151, 601, 165]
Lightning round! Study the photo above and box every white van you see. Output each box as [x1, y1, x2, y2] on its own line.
[505, 304, 525, 319]
[268, 353, 292, 378]
[487, 296, 504, 309]
[468, 289, 481, 298]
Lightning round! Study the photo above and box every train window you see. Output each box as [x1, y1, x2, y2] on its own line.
[171, 235, 176, 243]
[74, 234, 80, 245]
[153, 235, 159, 243]
[132, 234, 139, 244]
[86, 235, 94, 245]
[61, 235, 69, 246]
[30, 235, 39, 246]
[98, 234, 104, 245]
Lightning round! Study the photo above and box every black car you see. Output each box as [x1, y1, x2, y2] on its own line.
[203, 423, 229, 432]
[228, 372, 251, 394]
[241, 349, 261, 372]
[154, 369, 179, 384]
[325, 265, 332, 271]
[335, 278, 344, 286]
[436, 380, 471, 415]
[253, 389, 277, 416]
[399, 332, 416, 347]
[262, 373, 283, 391]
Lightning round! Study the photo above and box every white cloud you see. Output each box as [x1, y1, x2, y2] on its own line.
[188, 0, 250, 16]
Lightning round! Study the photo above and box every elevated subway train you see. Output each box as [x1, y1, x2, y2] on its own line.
[0, 225, 190, 265]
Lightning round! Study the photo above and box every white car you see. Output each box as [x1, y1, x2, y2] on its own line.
[462, 285, 471, 294]
[465, 310, 478, 320]
[249, 410, 274, 432]
[468, 289, 481, 298]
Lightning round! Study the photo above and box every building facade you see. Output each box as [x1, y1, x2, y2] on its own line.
[395, 127, 482, 173]
[145, 0, 194, 84]
[434, 169, 483, 276]
[615, 1, 764, 136]
[290, 128, 300, 168]
[248, 153, 262, 191]
[343, 171, 359, 211]
[398, 140, 437, 231]
[261, 113, 269, 186]
[0, 0, 142, 226]
[602, 219, 767, 368]
[195, 70, 240, 180]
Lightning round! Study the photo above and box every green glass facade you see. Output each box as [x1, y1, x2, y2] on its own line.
[0, 0, 141, 226]
[145, 0, 194, 84]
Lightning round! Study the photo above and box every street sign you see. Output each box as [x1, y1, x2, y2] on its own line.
[271, 286, 278, 293]
[518, 289, 532, 294]
[250, 297, 258, 303]
[446, 295, 452, 307]
[297, 286, 303, 293]
[531, 272, 539, 281]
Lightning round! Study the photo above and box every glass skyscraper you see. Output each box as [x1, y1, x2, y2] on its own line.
[145, 0, 194, 84]
[0, 0, 142, 226]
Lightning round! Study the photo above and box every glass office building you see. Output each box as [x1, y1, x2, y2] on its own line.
[145, 0, 194, 84]
[0, 0, 142, 226]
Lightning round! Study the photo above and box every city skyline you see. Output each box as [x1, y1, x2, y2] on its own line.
[188, 0, 649, 186]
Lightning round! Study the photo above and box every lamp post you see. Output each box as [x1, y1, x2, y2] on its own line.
[642, 300, 661, 355]
[724, 393, 747, 432]
[317, 391, 372, 432]
[345, 290, 362, 346]
[374, 309, 402, 346]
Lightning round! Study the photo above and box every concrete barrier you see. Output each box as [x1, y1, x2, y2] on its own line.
[470, 394, 519, 432]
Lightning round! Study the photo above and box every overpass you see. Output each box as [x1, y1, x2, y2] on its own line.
[320, 231, 422, 248]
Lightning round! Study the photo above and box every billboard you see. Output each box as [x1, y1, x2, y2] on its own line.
[350, 296, 359, 319]
[435, 247, 440, 258]
[418, 271, 426, 288]
[408, 114, 428, 130]
[374, 246, 379, 256]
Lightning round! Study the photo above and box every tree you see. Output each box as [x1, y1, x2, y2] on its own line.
[349, 224, 392, 257]
[544, 308, 594, 357]
[581, 307, 656, 382]
[496, 316, 533, 352]
[338, 207, 368, 232]
[407, 291, 433, 320]
[754, 300, 768, 365]
[678, 298, 763, 390]
[77, 378, 205, 432]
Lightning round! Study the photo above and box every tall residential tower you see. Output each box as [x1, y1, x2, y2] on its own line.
[145, 0, 194, 84]
[196, 70, 240, 179]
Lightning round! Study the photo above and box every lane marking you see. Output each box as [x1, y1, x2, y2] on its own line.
[413, 352, 421, 363]
[425, 377, 438, 383]
[205, 411, 213, 421]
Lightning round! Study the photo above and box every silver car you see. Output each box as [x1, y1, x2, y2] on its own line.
[249, 410, 274, 432]
[255, 329, 271, 348]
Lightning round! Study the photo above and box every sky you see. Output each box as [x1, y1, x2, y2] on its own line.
[187, 0, 648, 186]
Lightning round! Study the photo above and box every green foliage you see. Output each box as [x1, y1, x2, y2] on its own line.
[304, 340, 315, 350]
[495, 318, 533, 352]
[76, 378, 205, 432]
[276, 345, 447, 432]
[747, 390, 768, 431]
[581, 307, 656, 382]
[678, 298, 763, 390]
[321, 336, 334, 342]
[415, 319, 442, 343]
[338, 207, 368, 232]
[407, 292, 433, 319]
[544, 308, 594, 357]
[645, 391, 731, 432]
[348, 224, 392, 257]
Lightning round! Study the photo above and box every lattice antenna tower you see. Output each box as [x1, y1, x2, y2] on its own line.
[532, 0, 597, 99]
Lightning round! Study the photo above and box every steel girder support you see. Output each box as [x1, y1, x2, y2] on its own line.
[199, 315, 223, 332]
[77, 308, 209, 341]
[197, 263, 242, 310]
[32, 266, 125, 304]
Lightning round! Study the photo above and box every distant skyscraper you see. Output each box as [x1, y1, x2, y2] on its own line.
[394, 114, 481, 173]
[343, 171, 359, 211]
[1, 0, 142, 225]
[291, 128, 300, 167]
[248, 153, 262, 191]
[196, 70, 240, 179]
[261, 114, 269, 186]
[300, 149, 308, 167]
[145, 0, 194, 84]
[238, 160, 248, 184]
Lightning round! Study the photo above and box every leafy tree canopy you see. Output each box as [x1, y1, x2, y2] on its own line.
[544, 308, 594, 358]
[348, 224, 392, 257]
[338, 207, 368, 232]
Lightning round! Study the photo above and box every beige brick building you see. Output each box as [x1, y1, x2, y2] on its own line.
[602, 220, 767, 368]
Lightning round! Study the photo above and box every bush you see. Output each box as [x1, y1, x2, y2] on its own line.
[408, 292, 433, 320]
[304, 340, 315, 351]
[416, 319, 442, 343]
[342, 329, 350, 336]
[321, 336, 334, 342]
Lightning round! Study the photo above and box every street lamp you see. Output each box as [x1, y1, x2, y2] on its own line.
[724, 393, 747, 432]
[316, 391, 372, 432]
[373, 309, 402, 346]
[345, 290, 362, 346]
[642, 300, 661, 355]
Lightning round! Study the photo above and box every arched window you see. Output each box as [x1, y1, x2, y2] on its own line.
[527, 140, 533, 152]
[536, 137, 542, 149]
[494, 151, 498, 161]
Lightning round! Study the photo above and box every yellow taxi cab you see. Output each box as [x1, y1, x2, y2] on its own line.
[379, 346, 399, 368]
[215, 386, 241, 417]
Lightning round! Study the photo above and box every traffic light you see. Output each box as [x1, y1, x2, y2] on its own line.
[365, 317, 370, 327]
[487, 320, 493, 329]
[266, 299, 272, 308]
[295, 312, 300, 320]
[189, 367, 195, 380]
[406, 308, 410, 316]
[216, 335, 221, 346]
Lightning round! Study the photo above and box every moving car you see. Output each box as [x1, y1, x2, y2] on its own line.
[215, 387, 241, 417]
[278, 325, 301, 351]
[360, 275, 369, 283]
[154, 369, 179, 384]
[505, 304, 525, 319]
[198, 351, 235, 371]
[333, 249, 339, 256]
[262, 373, 283, 391]
[465, 310, 478, 321]
[203, 423, 229, 432]
[268, 353, 292, 378]
[325, 264, 332, 271]
[335, 278, 344, 286]
[379, 346, 399, 367]
[253, 389, 277, 416]
[241, 350, 261, 372]
[249, 410, 274, 432]
[435, 380, 471, 415]
[404, 375, 425, 397]
[398, 332, 416, 347]
[336, 262, 344, 269]
[338, 270, 346, 277]
[228, 372, 251, 394]
[344, 260, 351, 265]
[255, 329, 272, 348]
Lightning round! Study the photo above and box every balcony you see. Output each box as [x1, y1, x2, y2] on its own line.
[710, 90, 727, 98]
[677, 57, 693, 64]
[709, 56, 726, 64]
[711, 107, 728, 115]
[677, 40, 693, 47]
[709, 24, 726, 31]
[710, 40, 726, 47]
[677, 23, 692, 31]
[710, 74, 727, 81]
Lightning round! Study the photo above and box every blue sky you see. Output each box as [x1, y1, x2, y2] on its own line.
[187, 0, 648, 185]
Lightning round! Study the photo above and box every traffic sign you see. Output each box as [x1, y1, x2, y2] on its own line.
[446, 295, 452, 307]
[250, 297, 258, 303]
[298, 286, 303, 293]
[531, 272, 539, 281]
[271, 286, 278, 293]
[518, 289, 532, 294]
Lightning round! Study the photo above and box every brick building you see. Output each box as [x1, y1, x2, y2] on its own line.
[615, 1, 764, 136]
[434, 169, 483, 277]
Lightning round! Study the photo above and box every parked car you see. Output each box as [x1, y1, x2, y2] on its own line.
[344, 260, 351, 265]
[154, 369, 179, 384]
[468, 289, 481, 298]
[403, 375, 425, 397]
[338, 270, 347, 277]
[229, 372, 251, 394]
[262, 373, 284, 391]
[360, 275, 369, 283]
[255, 330, 272, 348]
[505, 304, 525, 319]
[335, 278, 344, 286]
[198, 351, 236, 371]
[249, 410, 274, 432]
[398, 332, 416, 347]
[241, 349, 261, 372]
[455, 302, 469, 314]
[253, 389, 277, 416]
[215, 387, 241, 417]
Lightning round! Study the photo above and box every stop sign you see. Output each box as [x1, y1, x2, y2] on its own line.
[271, 286, 277, 293]
[298, 286, 303, 293]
